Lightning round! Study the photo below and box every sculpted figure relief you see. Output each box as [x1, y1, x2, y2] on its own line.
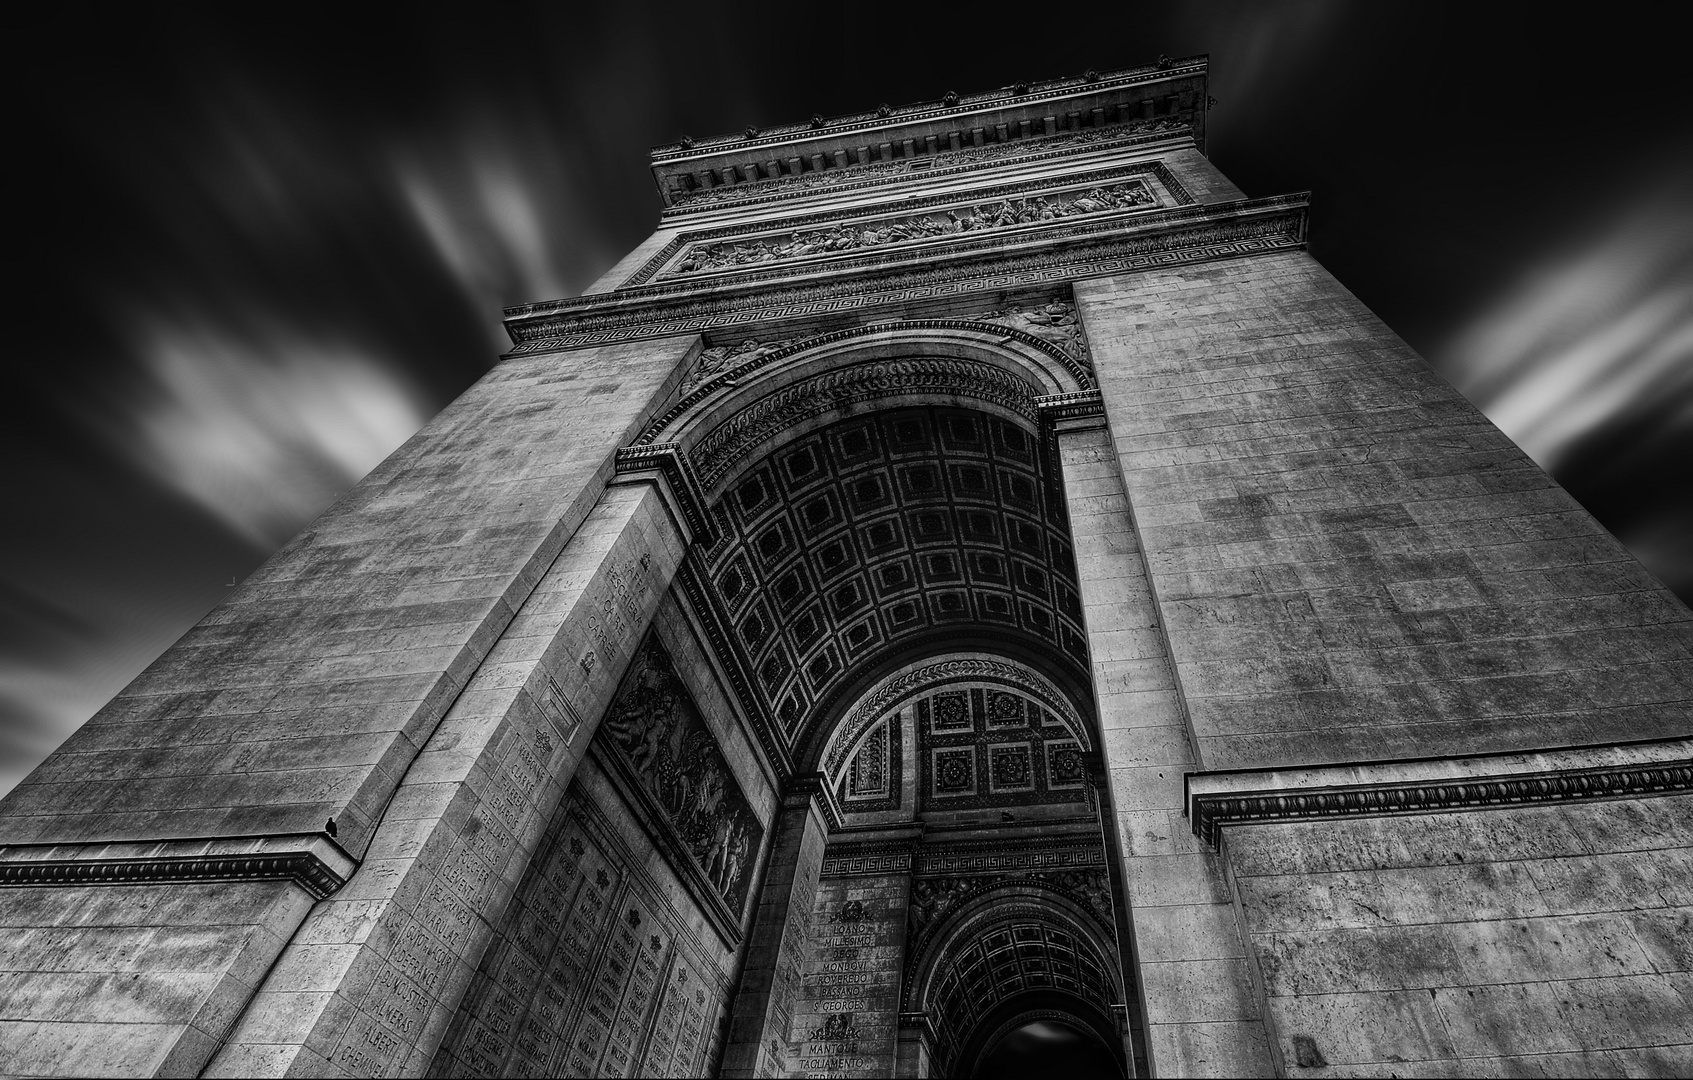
[972, 299, 1088, 362]
[673, 182, 1155, 274]
[602, 633, 762, 910]
[684, 339, 783, 392]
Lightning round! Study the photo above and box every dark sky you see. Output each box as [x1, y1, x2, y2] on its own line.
[3, 3, 1690, 796]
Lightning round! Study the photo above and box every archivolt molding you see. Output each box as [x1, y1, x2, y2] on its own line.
[634, 316, 1092, 447]
[690, 358, 1034, 492]
[821, 653, 1091, 779]
[617, 316, 1095, 517]
[902, 887, 1121, 1020]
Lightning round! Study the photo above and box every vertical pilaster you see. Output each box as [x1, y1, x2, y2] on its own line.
[721, 775, 829, 1079]
[1086, 752, 1151, 1077]
[1056, 418, 1275, 1077]
[894, 1012, 936, 1078]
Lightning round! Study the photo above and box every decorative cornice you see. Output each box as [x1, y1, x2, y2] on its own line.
[612, 442, 713, 543]
[0, 834, 355, 900]
[502, 196, 1307, 357]
[652, 60, 1206, 160]
[1034, 389, 1105, 422]
[1186, 738, 1693, 847]
[661, 123, 1193, 217]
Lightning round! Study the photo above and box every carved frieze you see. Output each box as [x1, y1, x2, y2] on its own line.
[669, 182, 1155, 277]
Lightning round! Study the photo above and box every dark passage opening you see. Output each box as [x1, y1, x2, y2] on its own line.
[975, 1019, 1123, 1079]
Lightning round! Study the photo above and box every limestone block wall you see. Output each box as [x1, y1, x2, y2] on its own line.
[0, 879, 314, 1077]
[1226, 795, 1693, 1075]
[1159, 145, 1249, 203]
[1059, 419, 1275, 1078]
[1077, 252, 1693, 772]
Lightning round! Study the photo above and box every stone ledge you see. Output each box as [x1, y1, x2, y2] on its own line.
[1185, 737, 1693, 846]
[0, 832, 357, 900]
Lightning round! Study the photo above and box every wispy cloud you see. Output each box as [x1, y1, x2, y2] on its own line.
[115, 319, 431, 549]
[1441, 168, 1693, 472]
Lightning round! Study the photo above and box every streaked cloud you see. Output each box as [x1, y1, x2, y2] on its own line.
[118, 318, 431, 549]
[1441, 167, 1693, 472]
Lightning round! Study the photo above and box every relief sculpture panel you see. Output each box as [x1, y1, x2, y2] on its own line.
[601, 630, 764, 914]
[671, 181, 1156, 275]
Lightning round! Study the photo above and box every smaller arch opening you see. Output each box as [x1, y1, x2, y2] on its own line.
[976, 1018, 1123, 1080]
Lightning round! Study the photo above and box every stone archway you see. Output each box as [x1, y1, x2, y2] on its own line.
[904, 886, 1128, 1077]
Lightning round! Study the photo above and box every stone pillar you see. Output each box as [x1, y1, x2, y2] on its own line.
[205, 477, 694, 1076]
[720, 774, 829, 1079]
[0, 335, 696, 1077]
[1085, 751, 1151, 1077]
[790, 828, 921, 1078]
[1054, 415, 1275, 1077]
[894, 1012, 935, 1078]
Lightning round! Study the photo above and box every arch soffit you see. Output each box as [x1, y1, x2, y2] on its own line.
[636, 323, 1092, 500]
[817, 650, 1093, 783]
[904, 883, 1124, 1017]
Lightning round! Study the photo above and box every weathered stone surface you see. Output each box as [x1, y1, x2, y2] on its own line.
[1227, 796, 1693, 1073]
[1077, 253, 1693, 772]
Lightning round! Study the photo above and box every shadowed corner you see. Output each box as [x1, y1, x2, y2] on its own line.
[1436, 158, 1693, 603]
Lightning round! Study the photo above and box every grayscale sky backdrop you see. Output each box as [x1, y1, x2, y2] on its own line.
[3, 2, 1690, 797]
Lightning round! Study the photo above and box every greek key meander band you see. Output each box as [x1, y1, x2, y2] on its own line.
[818, 843, 1106, 878]
[1188, 758, 1693, 847]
